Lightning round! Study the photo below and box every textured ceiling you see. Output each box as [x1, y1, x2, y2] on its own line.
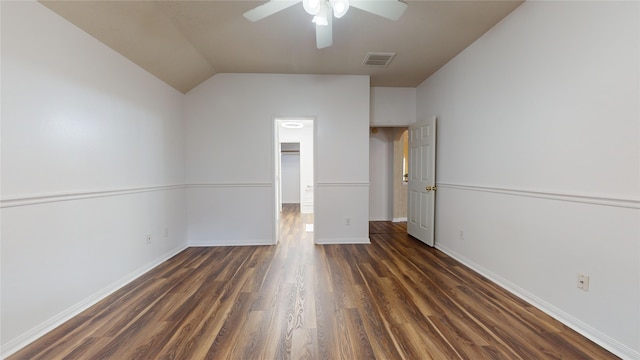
[40, 0, 523, 93]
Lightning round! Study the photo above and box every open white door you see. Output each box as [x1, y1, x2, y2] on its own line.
[407, 117, 437, 246]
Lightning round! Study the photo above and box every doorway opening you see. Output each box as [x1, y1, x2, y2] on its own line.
[368, 119, 436, 246]
[369, 127, 409, 223]
[274, 118, 314, 243]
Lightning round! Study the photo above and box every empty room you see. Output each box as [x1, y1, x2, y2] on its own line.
[1, 0, 638, 359]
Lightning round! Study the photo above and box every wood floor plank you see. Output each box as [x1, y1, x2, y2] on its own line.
[350, 283, 405, 360]
[228, 309, 271, 359]
[291, 327, 318, 360]
[314, 289, 340, 360]
[341, 307, 376, 359]
[7, 211, 620, 360]
[15, 315, 95, 360]
[260, 283, 297, 360]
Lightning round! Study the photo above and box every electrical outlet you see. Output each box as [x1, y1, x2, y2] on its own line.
[164, 227, 169, 238]
[146, 235, 152, 245]
[459, 229, 465, 240]
[345, 218, 351, 226]
[577, 274, 589, 291]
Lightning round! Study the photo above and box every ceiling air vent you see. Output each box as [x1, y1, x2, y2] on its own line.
[362, 52, 396, 67]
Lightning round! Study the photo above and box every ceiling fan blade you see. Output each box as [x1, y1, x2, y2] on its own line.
[316, 15, 333, 49]
[349, 0, 408, 21]
[243, 0, 302, 22]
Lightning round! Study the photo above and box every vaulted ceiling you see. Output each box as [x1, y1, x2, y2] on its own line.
[40, 0, 523, 93]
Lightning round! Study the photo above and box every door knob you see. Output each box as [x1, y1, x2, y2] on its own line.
[425, 185, 437, 192]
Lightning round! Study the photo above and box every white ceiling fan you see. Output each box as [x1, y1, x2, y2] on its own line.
[244, 0, 408, 49]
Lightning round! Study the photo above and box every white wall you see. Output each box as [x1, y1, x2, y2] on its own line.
[185, 74, 370, 245]
[0, 1, 188, 356]
[370, 87, 416, 126]
[417, 1, 639, 358]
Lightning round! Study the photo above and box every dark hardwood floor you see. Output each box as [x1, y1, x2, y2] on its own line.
[9, 204, 618, 359]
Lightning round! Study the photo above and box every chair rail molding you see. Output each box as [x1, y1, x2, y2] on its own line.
[1, 184, 186, 208]
[436, 182, 640, 209]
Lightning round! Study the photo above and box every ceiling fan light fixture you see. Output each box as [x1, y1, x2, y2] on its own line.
[330, 0, 349, 18]
[312, 2, 329, 26]
[303, 0, 321, 15]
[312, 14, 328, 26]
[243, 0, 408, 49]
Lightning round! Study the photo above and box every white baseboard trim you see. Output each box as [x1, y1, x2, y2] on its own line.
[435, 243, 640, 360]
[1, 243, 188, 359]
[188, 239, 275, 247]
[315, 237, 370, 244]
[392, 217, 407, 222]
